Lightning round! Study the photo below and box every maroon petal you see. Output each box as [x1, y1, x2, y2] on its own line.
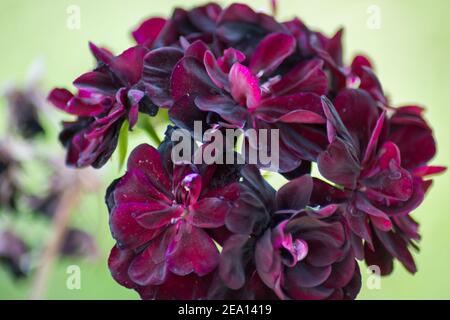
[332, 89, 380, 152]
[254, 93, 325, 124]
[65, 97, 105, 117]
[362, 111, 386, 165]
[364, 142, 413, 202]
[89, 42, 114, 65]
[127, 144, 172, 192]
[108, 246, 136, 289]
[195, 95, 247, 128]
[374, 227, 417, 274]
[268, 59, 328, 96]
[229, 63, 261, 110]
[143, 47, 183, 108]
[108, 46, 147, 86]
[127, 228, 178, 286]
[285, 283, 334, 300]
[276, 174, 313, 211]
[127, 89, 145, 128]
[286, 262, 332, 288]
[389, 111, 437, 170]
[324, 253, 356, 289]
[364, 236, 394, 276]
[305, 240, 343, 267]
[249, 32, 296, 77]
[110, 203, 163, 249]
[204, 50, 229, 90]
[113, 169, 172, 206]
[171, 57, 218, 102]
[189, 198, 230, 228]
[217, 48, 246, 72]
[128, 242, 168, 286]
[219, 234, 251, 290]
[318, 138, 360, 189]
[138, 272, 211, 300]
[73, 71, 117, 95]
[345, 208, 372, 245]
[166, 222, 219, 276]
[132, 17, 166, 47]
[134, 206, 184, 230]
[168, 95, 208, 132]
[48, 88, 73, 111]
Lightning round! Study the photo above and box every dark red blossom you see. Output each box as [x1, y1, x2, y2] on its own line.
[144, 35, 328, 172]
[44, 1, 444, 300]
[217, 166, 361, 300]
[48, 44, 157, 168]
[317, 89, 445, 274]
[106, 143, 239, 299]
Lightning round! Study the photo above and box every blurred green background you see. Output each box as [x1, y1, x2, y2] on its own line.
[0, 0, 449, 300]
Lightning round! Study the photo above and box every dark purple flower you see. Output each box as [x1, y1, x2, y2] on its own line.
[106, 143, 240, 299]
[256, 214, 360, 300]
[347, 55, 387, 105]
[134, 3, 222, 49]
[218, 165, 361, 300]
[317, 89, 445, 274]
[144, 36, 328, 172]
[48, 44, 157, 168]
[0, 230, 29, 279]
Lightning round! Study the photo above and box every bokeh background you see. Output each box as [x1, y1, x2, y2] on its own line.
[0, 0, 449, 299]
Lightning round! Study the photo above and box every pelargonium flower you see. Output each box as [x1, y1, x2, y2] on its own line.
[346, 55, 387, 105]
[217, 166, 361, 300]
[144, 34, 329, 172]
[106, 142, 240, 299]
[133, 3, 222, 49]
[48, 44, 157, 168]
[134, 3, 285, 57]
[256, 214, 360, 300]
[317, 89, 445, 273]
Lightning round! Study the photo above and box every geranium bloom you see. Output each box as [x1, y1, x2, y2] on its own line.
[217, 166, 361, 300]
[134, 3, 284, 56]
[46, 1, 444, 301]
[106, 143, 240, 299]
[48, 44, 157, 168]
[144, 35, 329, 172]
[133, 3, 222, 49]
[317, 89, 444, 273]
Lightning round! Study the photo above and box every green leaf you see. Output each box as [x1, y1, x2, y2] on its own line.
[138, 116, 161, 146]
[117, 121, 129, 171]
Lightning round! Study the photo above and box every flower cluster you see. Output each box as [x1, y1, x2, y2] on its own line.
[49, 3, 444, 300]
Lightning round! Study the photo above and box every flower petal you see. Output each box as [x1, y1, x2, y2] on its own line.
[229, 63, 261, 110]
[189, 197, 230, 228]
[132, 17, 166, 47]
[166, 222, 220, 276]
[249, 32, 296, 77]
[143, 47, 184, 108]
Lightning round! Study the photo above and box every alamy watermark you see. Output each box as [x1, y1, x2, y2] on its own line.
[66, 265, 81, 290]
[170, 121, 280, 171]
